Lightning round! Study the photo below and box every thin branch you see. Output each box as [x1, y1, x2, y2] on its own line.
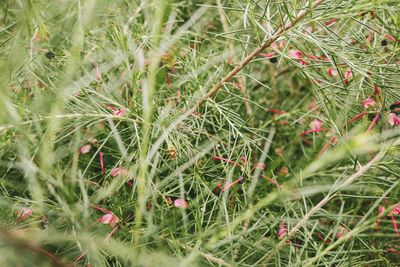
[0, 226, 72, 267]
[260, 141, 399, 264]
[189, 0, 325, 112]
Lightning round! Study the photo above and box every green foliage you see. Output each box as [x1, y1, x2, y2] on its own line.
[0, 0, 400, 266]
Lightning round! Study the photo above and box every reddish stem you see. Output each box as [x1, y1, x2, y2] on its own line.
[261, 175, 282, 188]
[105, 226, 119, 241]
[91, 205, 112, 214]
[259, 52, 276, 59]
[269, 109, 286, 115]
[212, 156, 242, 167]
[389, 211, 399, 237]
[222, 177, 244, 192]
[319, 137, 338, 155]
[300, 128, 328, 135]
[347, 112, 368, 124]
[99, 151, 105, 174]
[367, 114, 380, 131]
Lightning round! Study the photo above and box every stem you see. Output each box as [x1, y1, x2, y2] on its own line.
[260, 147, 391, 264]
[189, 0, 325, 112]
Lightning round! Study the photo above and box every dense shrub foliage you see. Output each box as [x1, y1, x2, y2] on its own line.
[0, 0, 400, 266]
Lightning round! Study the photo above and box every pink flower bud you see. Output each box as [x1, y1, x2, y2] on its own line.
[310, 119, 323, 130]
[277, 222, 287, 239]
[99, 213, 120, 227]
[392, 204, 400, 215]
[16, 207, 32, 223]
[254, 162, 266, 170]
[344, 69, 352, 84]
[327, 68, 338, 77]
[389, 113, 400, 126]
[113, 109, 126, 117]
[362, 98, 375, 109]
[79, 144, 91, 154]
[110, 167, 122, 177]
[173, 199, 189, 209]
[288, 50, 303, 59]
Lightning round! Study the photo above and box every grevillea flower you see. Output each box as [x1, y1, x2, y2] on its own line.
[99, 213, 120, 227]
[173, 199, 189, 209]
[310, 119, 323, 130]
[222, 177, 244, 192]
[79, 144, 91, 154]
[362, 98, 375, 109]
[279, 167, 289, 177]
[385, 33, 396, 42]
[288, 50, 303, 59]
[327, 68, 338, 77]
[377, 206, 385, 228]
[298, 60, 308, 66]
[344, 69, 352, 84]
[392, 203, 400, 214]
[278, 222, 287, 239]
[388, 113, 400, 126]
[336, 225, 348, 239]
[16, 207, 32, 223]
[110, 167, 123, 177]
[324, 18, 337, 26]
[254, 162, 266, 170]
[113, 109, 126, 117]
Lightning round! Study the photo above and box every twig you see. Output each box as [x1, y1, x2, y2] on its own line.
[189, 0, 325, 112]
[260, 145, 393, 265]
[0, 226, 72, 267]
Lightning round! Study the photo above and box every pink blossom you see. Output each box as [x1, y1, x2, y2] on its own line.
[99, 213, 120, 227]
[377, 206, 385, 227]
[277, 222, 287, 239]
[16, 207, 32, 223]
[113, 109, 126, 117]
[310, 119, 323, 130]
[392, 203, 400, 215]
[110, 167, 122, 177]
[254, 162, 266, 170]
[385, 33, 396, 42]
[288, 50, 303, 59]
[79, 144, 91, 154]
[362, 98, 375, 109]
[298, 60, 308, 66]
[344, 69, 352, 84]
[327, 68, 338, 77]
[389, 113, 400, 126]
[336, 225, 348, 239]
[173, 199, 189, 209]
